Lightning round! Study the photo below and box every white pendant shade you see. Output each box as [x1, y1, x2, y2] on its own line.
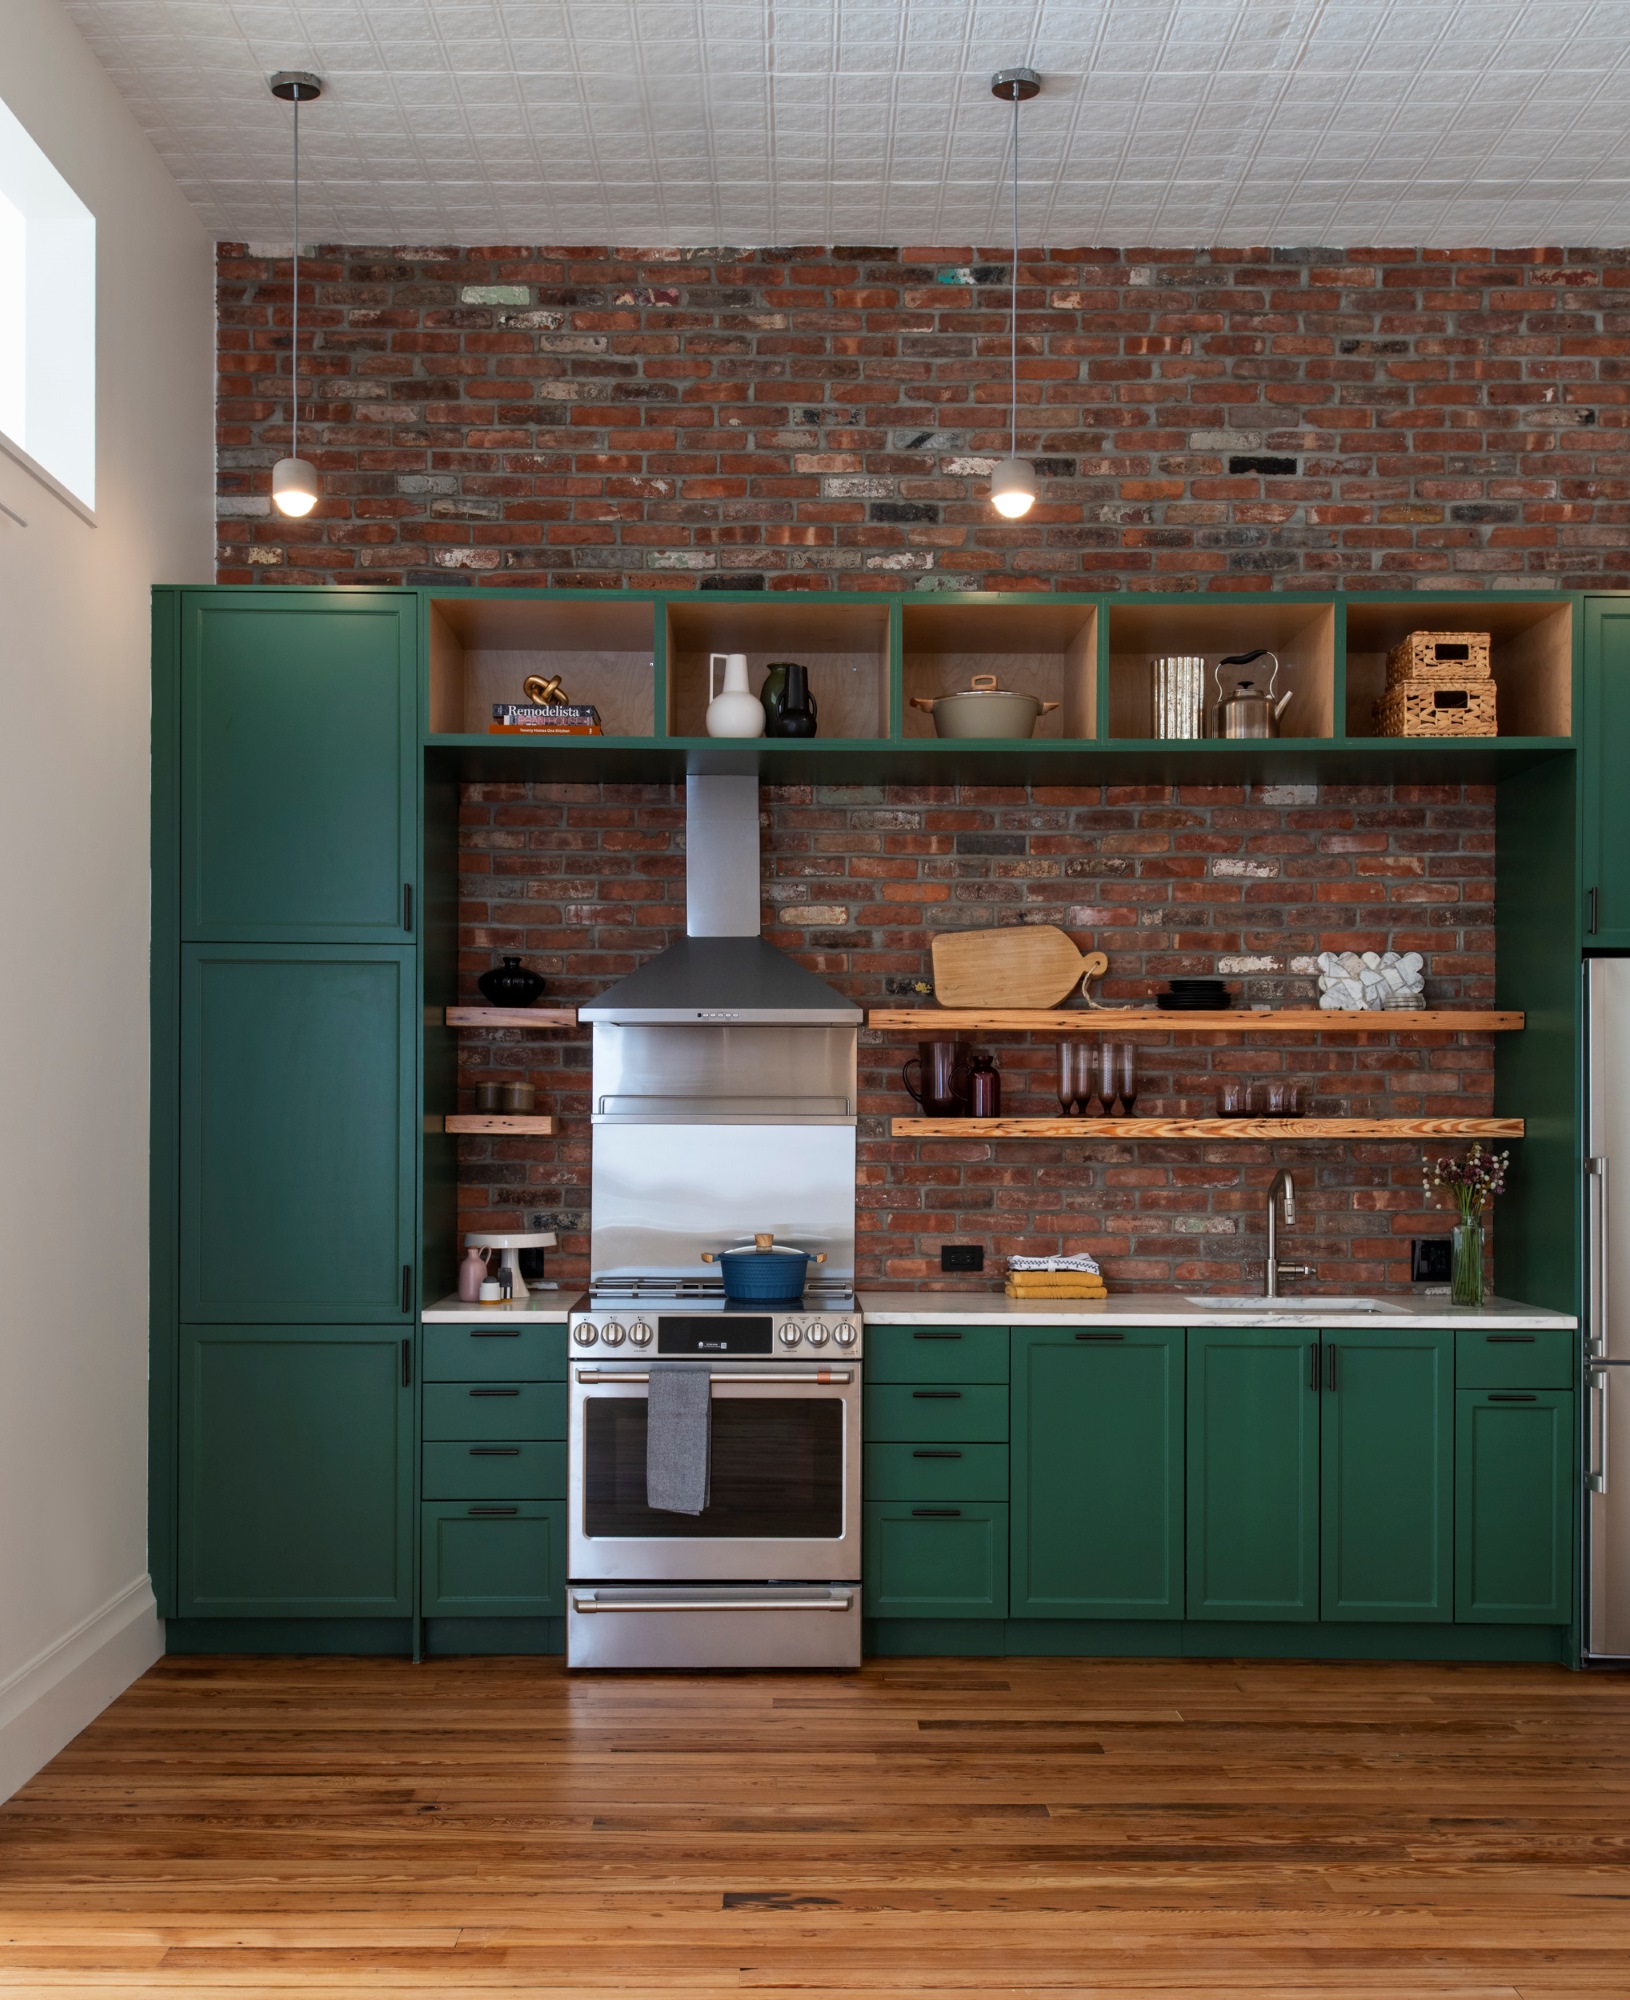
[989, 456, 1037, 519]
[272, 455, 319, 516]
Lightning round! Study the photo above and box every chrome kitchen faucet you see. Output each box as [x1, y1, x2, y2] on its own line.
[1265, 1168, 1314, 1300]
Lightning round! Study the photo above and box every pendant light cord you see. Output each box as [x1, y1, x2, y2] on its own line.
[291, 86, 301, 463]
[1010, 86, 1019, 464]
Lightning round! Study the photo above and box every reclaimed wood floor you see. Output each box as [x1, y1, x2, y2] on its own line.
[2, 1653, 1629, 1997]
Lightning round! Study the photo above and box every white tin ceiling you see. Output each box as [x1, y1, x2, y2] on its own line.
[59, 0, 1630, 247]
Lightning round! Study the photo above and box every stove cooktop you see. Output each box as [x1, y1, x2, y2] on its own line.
[588, 1278, 858, 1314]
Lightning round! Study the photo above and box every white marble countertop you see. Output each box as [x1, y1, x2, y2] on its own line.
[856, 1289, 1577, 1330]
[425, 1291, 582, 1323]
[425, 1289, 1575, 1331]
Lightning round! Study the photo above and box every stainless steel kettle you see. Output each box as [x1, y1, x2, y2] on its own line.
[1214, 650, 1293, 738]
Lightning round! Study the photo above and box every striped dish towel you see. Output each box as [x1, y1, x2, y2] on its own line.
[1007, 1252, 1102, 1275]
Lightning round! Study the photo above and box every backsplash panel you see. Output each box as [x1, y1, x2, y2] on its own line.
[454, 778, 1498, 1294]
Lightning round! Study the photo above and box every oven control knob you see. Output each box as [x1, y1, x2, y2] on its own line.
[627, 1320, 653, 1347]
[600, 1321, 626, 1347]
[780, 1323, 803, 1346]
[833, 1321, 858, 1347]
[572, 1324, 596, 1346]
[805, 1323, 830, 1347]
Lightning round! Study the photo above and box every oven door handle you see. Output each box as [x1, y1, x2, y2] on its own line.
[571, 1590, 855, 1613]
[573, 1369, 853, 1385]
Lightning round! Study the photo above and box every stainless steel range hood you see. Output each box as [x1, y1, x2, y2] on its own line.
[579, 775, 861, 1025]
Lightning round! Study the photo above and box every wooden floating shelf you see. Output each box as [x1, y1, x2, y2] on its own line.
[445, 1007, 579, 1029]
[868, 1008, 1524, 1034]
[444, 1114, 556, 1135]
[890, 1116, 1525, 1140]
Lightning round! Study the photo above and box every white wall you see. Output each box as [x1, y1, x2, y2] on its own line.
[0, 0, 212, 1799]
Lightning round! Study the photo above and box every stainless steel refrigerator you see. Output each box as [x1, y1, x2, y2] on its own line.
[1587, 957, 1630, 1658]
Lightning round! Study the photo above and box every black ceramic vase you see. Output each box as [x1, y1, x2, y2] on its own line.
[770, 661, 818, 739]
[477, 956, 547, 1007]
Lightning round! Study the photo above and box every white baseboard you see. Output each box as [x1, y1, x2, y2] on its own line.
[0, 1577, 163, 1802]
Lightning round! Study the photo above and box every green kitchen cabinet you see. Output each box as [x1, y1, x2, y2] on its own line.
[421, 1381, 567, 1442]
[421, 1503, 566, 1617]
[179, 589, 418, 942]
[1321, 1330, 1453, 1623]
[1187, 1327, 1320, 1621]
[863, 1383, 1008, 1444]
[865, 1326, 1010, 1383]
[177, 1325, 413, 1617]
[1010, 1327, 1184, 1620]
[863, 1502, 1008, 1619]
[1583, 598, 1630, 946]
[179, 945, 417, 1321]
[1456, 1390, 1575, 1623]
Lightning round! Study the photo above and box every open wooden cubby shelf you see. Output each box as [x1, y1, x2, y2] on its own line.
[429, 596, 658, 736]
[1343, 597, 1572, 739]
[665, 597, 891, 738]
[1107, 598, 1337, 740]
[901, 600, 1097, 740]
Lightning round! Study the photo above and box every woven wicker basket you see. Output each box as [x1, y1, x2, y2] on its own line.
[1386, 630, 1492, 685]
[1376, 681, 1498, 738]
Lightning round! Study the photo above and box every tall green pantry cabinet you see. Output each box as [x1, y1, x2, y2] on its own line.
[154, 591, 421, 1641]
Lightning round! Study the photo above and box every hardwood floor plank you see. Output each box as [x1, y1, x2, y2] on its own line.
[1, 1656, 1626, 1995]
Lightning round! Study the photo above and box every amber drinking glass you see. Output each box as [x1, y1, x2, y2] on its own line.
[1112, 1042, 1137, 1116]
[1058, 1041, 1088, 1115]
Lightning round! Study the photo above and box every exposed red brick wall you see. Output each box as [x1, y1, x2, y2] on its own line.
[454, 779, 1497, 1294]
[218, 242, 1630, 593]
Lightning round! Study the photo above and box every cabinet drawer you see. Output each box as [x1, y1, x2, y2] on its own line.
[1455, 1328, 1575, 1390]
[864, 1383, 1008, 1444]
[421, 1441, 567, 1501]
[866, 1326, 1009, 1384]
[863, 1502, 1008, 1619]
[864, 1441, 1009, 1503]
[422, 1382, 566, 1441]
[422, 1323, 566, 1382]
[420, 1502, 564, 1617]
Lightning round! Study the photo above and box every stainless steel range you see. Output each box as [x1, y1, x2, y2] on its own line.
[566, 774, 865, 1671]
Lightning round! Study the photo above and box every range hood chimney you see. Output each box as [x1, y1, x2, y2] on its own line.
[579, 775, 862, 1025]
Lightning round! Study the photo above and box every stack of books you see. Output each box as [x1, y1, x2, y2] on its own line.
[1153, 655, 1206, 739]
[488, 702, 603, 736]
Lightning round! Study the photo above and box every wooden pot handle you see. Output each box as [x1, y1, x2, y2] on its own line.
[909, 696, 936, 711]
[1039, 701, 1061, 715]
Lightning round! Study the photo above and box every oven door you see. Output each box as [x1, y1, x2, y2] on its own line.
[569, 1362, 861, 1582]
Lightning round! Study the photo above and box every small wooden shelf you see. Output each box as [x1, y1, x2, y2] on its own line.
[444, 1007, 579, 1029]
[444, 1114, 556, 1135]
[867, 1008, 1524, 1034]
[890, 1116, 1525, 1140]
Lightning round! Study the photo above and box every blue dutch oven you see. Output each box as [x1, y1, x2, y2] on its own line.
[701, 1233, 828, 1304]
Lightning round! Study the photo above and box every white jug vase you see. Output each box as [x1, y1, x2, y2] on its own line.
[706, 652, 766, 738]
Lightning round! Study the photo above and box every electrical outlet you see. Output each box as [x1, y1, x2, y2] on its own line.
[1411, 1236, 1453, 1284]
[941, 1244, 984, 1273]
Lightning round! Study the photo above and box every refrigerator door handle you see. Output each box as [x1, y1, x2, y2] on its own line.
[1588, 1156, 1609, 1359]
[1586, 1360, 1630, 1494]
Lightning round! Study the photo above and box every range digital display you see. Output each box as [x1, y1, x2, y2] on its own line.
[658, 1316, 775, 1355]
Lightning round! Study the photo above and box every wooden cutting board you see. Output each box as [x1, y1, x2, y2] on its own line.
[930, 926, 1104, 1009]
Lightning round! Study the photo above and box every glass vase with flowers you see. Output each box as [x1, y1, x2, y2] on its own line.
[1421, 1143, 1509, 1309]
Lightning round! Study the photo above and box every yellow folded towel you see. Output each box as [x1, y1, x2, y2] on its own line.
[1005, 1277, 1109, 1298]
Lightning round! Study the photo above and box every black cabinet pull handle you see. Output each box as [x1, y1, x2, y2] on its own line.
[1310, 1341, 1320, 1391]
[1589, 886, 1600, 935]
[1075, 1330, 1125, 1341]
[1487, 1333, 1535, 1343]
[470, 1387, 520, 1398]
[401, 1338, 412, 1388]
[1489, 1392, 1537, 1403]
[911, 1389, 962, 1399]
[404, 882, 414, 933]
[470, 1445, 520, 1456]
[402, 1265, 413, 1314]
[1327, 1343, 1338, 1392]
[470, 1328, 521, 1339]
[914, 1330, 962, 1341]
[912, 1448, 964, 1459]
[911, 1507, 962, 1518]
[467, 1505, 517, 1516]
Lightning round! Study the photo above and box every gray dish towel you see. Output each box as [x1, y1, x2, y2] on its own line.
[646, 1362, 712, 1515]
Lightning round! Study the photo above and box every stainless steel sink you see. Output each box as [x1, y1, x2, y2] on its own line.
[1183, 1295, 1387, 1312]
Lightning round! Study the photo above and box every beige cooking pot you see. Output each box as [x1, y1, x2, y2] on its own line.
[910, 674, 1061, 740]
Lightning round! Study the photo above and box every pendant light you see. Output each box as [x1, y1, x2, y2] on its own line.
[988, 67, 1041, 520]
[269, 71, 323, 517]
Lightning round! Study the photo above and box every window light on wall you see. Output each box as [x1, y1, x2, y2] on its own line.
[0, 94, 95, 512]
